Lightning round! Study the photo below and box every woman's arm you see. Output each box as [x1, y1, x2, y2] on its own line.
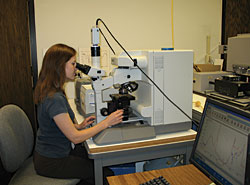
[54, 110, 123, 144]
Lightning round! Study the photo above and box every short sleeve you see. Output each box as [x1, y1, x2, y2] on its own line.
[45, 93, 68, 119]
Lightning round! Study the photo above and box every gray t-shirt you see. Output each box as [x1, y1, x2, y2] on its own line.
[35, 92, 75, 158]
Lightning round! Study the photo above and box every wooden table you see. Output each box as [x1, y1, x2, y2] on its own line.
[107, 164, 212, 185]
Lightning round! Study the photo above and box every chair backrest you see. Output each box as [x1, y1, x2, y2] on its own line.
[0, 104, 34, 172]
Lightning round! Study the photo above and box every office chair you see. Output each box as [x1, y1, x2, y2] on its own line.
[0, 104, 80, 185]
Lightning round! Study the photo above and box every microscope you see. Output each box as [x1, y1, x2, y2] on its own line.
[76, 24, 194, 145]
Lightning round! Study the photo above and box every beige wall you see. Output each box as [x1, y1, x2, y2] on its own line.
[35, 0, 222, 98]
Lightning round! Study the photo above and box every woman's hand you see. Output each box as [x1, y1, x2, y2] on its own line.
[103, 109, 124, 127]
[78, 115, 95, 129]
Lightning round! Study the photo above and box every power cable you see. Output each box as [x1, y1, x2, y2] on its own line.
[96, 18, 199, 127]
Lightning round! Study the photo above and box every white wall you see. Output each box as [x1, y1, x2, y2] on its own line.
[35, 0, 222, 98]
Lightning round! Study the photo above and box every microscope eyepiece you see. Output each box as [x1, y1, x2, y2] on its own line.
[76, 63, 91, 75]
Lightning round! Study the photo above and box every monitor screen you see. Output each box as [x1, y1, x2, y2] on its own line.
[190, 98, 250, 185]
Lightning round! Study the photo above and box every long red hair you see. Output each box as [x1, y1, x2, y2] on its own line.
[34, 44, 76, 104]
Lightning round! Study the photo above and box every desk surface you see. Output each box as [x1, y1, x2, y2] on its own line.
[85, 129, 196, 154]
[192, 93, 206, 113]
[107, 164, 212, 185]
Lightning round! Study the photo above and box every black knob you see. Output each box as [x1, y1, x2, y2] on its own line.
[100, 108, 109, 116]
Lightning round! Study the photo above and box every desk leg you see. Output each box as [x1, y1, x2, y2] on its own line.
[183, 144, 193, 164]
[94, 159, 103, 185]
[186, 145, 192, 164]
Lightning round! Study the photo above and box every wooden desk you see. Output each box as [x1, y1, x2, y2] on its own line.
[107, 164, 212, 185]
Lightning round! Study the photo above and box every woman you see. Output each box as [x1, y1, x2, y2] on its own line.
[33, 43, 123, 185]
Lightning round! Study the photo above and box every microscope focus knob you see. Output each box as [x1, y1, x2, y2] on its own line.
[100, 108, 109, 116]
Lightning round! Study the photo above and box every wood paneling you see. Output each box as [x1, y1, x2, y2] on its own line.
[0, 0, 36, 183]
[221, 0, 250, 69]
[0, 0, 36, 131]
[223, 0, 250, 43]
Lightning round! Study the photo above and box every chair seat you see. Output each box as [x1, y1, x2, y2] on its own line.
[8, 157, 80, 185]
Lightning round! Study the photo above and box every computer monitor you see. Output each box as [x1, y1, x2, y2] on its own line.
[190, 98, 250, 185]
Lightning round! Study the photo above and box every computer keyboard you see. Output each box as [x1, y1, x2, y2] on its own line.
[139, 176, 171, 185]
